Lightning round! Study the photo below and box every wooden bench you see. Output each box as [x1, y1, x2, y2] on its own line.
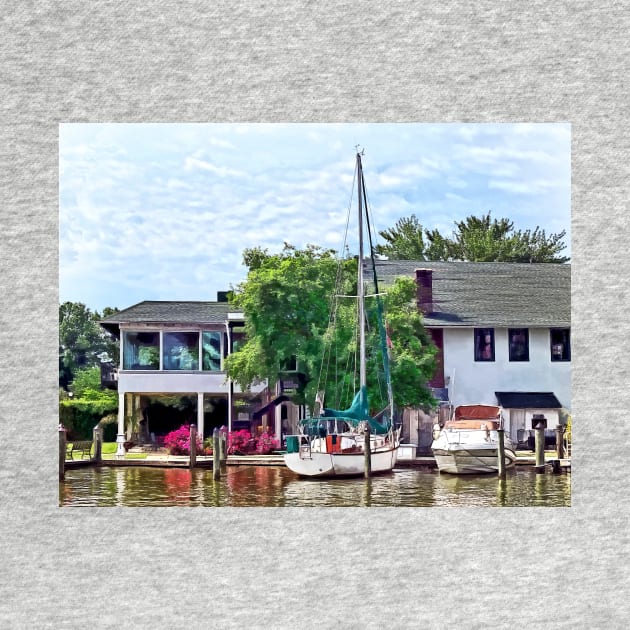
[66, 440, 93, 460]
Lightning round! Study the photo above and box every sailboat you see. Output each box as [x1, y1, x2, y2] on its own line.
[283, 152, 400, 477]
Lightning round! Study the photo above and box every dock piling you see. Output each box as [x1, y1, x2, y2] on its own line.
[213, 428, 221, 480]
[497, 429, 506, 477]
[364, 427, 371, 478]
[555, 424, 565, 460]
[189, 424, 197, 468]
[59, 425, 66, 481]
[93, 426, 102, 463]
[534, 425, 546, 473]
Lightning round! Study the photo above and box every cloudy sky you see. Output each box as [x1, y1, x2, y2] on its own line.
[59, 123, 571, 312]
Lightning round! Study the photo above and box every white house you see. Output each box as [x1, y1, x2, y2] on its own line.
[375, 260, 571, 446]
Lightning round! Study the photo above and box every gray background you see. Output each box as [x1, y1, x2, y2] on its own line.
[1, 1, 628, 628]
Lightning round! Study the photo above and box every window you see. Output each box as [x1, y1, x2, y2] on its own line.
[230, 329, 246, 354]
[508, 328, 529, 361]
[163, 332, 199, 370]
[123, 331, 159, 370]
[474, 328, 495, 362]
[550, 328, 571, 361]
[202, 332, 222, 371]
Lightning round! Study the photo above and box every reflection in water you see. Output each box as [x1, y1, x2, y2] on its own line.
[60, 466, 570, 507]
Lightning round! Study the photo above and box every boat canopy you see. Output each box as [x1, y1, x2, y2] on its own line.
[302, 386, 391, 435]
[453, 405, 501, 421]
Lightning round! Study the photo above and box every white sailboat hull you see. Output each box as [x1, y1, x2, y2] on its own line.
[284, 435, 399, 477]
[432, 430, 517, 474]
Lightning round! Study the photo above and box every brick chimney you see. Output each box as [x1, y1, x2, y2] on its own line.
[415, 268, 433, 314]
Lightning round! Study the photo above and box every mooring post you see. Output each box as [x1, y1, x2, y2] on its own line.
[497, 428, 506, 477]
[555, 424, 565, 460]
[219, 429, 227, 465]
[534, 425, 546, 473]
[92, 425, 102, 463]
[213, 428, 221, 480]
[59, 425, 66, 481]
[364, 426, 372, 478]
[189, 424, 197, 469]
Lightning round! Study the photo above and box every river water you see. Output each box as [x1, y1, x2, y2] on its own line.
[59, 465, 570, 507]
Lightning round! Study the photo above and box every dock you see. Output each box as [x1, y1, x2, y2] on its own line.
[64, 452, 569, 471]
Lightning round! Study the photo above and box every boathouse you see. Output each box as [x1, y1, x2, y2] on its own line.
[375, 261, 571, 446]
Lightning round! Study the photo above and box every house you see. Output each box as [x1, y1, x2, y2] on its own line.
[375, 260, 571, 446]
[99, 297, 302, 455]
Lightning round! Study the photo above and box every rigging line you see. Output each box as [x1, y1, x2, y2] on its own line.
[315, 161, 358, 411]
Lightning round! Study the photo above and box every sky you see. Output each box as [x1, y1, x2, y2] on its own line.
[59, 123, 571, 313]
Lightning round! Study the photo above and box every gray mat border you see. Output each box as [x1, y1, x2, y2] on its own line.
[1, 2, 628, 628]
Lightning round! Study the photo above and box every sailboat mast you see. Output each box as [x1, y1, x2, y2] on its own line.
[357, 152, 366, 392]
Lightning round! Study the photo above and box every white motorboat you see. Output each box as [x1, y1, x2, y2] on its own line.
[431, 404, 516, 474]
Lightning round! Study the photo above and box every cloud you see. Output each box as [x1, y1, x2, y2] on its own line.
[184, 157, 245, 178]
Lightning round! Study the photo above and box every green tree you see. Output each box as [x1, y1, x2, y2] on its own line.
[59, 302, 120, 390]
[225, 244, 437, 414]
[376, 212, 569, 263]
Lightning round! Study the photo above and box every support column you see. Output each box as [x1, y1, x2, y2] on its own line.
[275, 404, 282, 445]
[228, 381, 233, 434]
[116, 391, 126, 458]
[197, 393, 205, 441]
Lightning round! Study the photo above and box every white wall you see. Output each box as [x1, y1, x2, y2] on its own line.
[443, 327, 571, 410]
[118, 371, 267, 395]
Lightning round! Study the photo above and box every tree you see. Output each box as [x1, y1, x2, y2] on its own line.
[225, 244, 437, 414]
[376, 212, 570, 263]
[59, 302, 120, 390]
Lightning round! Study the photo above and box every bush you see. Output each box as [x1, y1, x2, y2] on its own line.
[227, 429, 279, 455]
[256, 432, 280, 455]
[227, 429, 256, 455]
[163, 424, 203, 455]
[59, 397, 118, 440]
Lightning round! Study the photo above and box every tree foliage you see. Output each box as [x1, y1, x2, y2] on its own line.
[59, 302, 120, 390]
[225, 244, 437, 414]
[375, 212, 569, 263]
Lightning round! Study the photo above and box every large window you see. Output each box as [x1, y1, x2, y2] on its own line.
[508, 328, 529, 361]
[123, 331, 160, 370]
[163, 332, 199, 370]
[550, 328, 571, 361]
[474, 328, 495, 362]
[202, 332, 222, 371]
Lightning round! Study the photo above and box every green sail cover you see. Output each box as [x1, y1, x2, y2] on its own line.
[303, 386, 390, 435]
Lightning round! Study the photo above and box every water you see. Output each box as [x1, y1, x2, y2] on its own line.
[60, 465, 570, 507]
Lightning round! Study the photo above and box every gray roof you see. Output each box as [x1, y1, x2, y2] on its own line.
[495, 392, 562, 409]
[100, 301, 237, 335]
[374, 260, 571, 327]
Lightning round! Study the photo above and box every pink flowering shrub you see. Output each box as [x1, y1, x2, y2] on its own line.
[163, 424, 203, 455]
[227, 429, 255, 455]
[226, 430, 279, 455]
[256, 432, 280, 455]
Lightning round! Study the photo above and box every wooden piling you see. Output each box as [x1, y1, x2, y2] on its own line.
[497, 429, 506, 477]
[189, 424, 197, 469]
[213, 428, 221, 480]
[364, 426, 371, 478]
[93, 426, 102, 463]
[219, 431, 227, 464]
[59, 426, 66, 481]
[555, 424, 565, 460]
[534, 425, 546, 473]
